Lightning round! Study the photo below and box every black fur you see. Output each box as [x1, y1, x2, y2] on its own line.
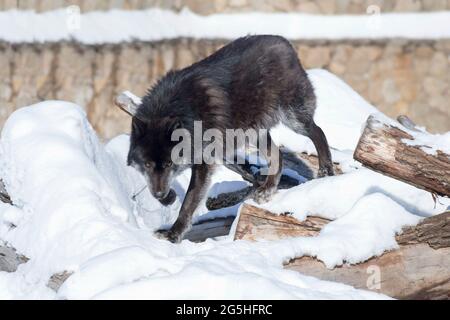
[128, 35, 334, 243]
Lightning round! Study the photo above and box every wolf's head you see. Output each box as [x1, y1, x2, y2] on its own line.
[127, 116, 185, 202]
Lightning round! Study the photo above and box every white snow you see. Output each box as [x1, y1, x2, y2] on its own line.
[403, 131, 450, 156]
[0, 69, 449, 300]
[251, 168, 445, 221]
[1, 8, 450, 44]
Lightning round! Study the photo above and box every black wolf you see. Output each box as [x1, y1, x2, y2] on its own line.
[127, 35, 334, 243]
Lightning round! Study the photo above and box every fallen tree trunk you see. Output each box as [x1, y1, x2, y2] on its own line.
[233, 204, 450, 300]
[287, 243, 450, 300]
[354, 115, 450, 197]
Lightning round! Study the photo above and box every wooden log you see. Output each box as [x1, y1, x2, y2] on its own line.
[234, 204, 330, 241]
[397, 212, 450, 249]
[234, 204, 449, 300]
[288, 211, 450, 300]
[354, 115, 450, 197]
[287, 243, 450, 300]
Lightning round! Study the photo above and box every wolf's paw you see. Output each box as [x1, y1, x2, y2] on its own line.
[253, 185, 277, 204]
[154, 229, 182, 243]
[317, 166, 335, 178]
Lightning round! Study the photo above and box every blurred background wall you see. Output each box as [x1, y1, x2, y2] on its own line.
[0, 0, 449, 139]
[2, 0, 450, 13]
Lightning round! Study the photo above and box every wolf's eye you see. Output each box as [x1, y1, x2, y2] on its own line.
[144, 162, 153, 168]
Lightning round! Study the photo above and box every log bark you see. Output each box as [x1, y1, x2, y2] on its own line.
[397, 212, 450, 249]
[234, 204, 330, 241]
[354, 115, 450, 197]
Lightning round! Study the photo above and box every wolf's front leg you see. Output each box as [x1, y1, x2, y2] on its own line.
[155, 164, 213, 243]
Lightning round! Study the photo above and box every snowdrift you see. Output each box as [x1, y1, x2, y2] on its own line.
[0, 69, 448, 299]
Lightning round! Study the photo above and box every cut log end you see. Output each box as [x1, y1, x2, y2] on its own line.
[354, 115, 450, 197]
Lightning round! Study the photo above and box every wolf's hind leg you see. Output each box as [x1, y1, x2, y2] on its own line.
[305, 122, 334, 177]
[282, 104, 334, 178]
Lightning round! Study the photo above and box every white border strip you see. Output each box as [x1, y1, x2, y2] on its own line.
[1, 8, 450, 44]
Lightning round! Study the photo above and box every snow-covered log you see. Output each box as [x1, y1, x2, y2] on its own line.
[234, 204, 450, 300]
[354, 115, 450, 197]
[287, 213, 450, 300]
